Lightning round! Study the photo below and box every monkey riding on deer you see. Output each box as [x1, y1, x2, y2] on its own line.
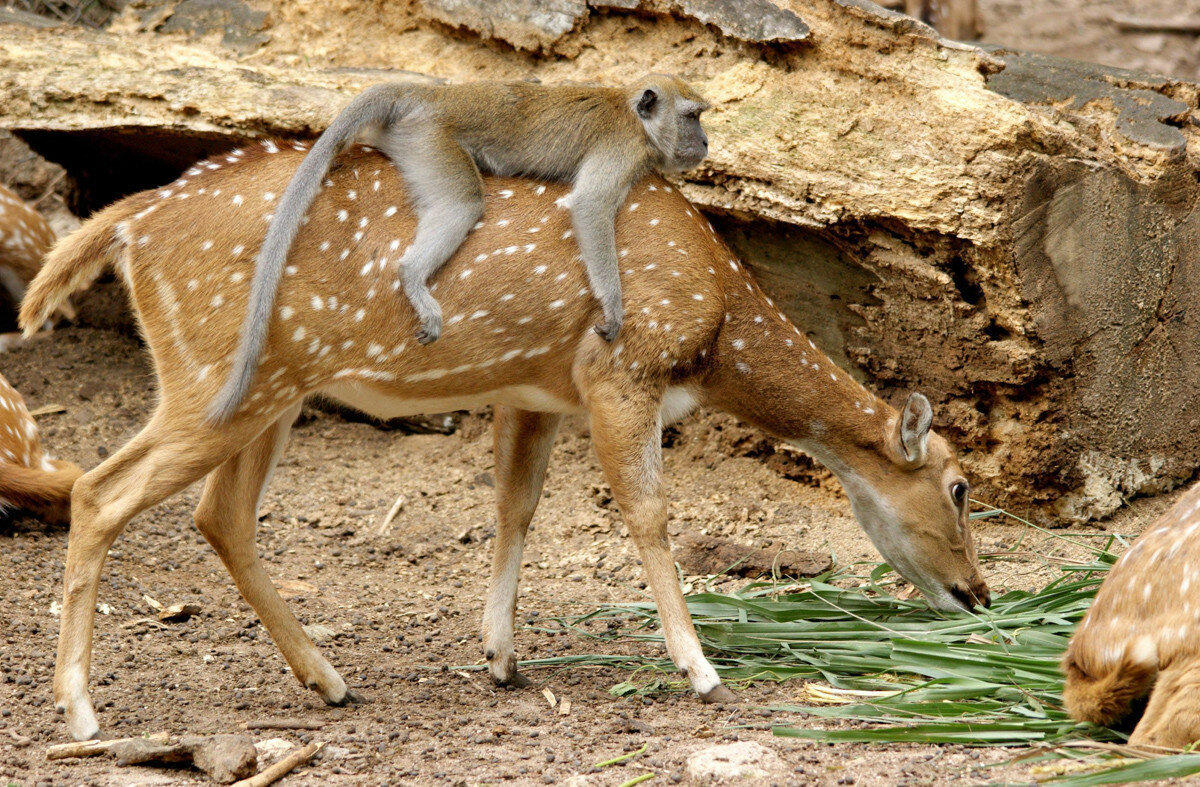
[22, 138, 989, 742]
[209, 74, 710, 424]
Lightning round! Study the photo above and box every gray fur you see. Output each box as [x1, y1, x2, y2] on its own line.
[209, 76, 709, 424]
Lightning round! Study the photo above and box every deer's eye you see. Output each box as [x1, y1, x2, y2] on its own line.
[950, 482, 969, 507]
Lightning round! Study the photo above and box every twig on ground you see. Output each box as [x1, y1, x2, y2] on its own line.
[230, 741, 323, 787]
[1110, 14, 1200, 34]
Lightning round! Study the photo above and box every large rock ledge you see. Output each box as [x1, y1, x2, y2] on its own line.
[2, 0, 1198, 523]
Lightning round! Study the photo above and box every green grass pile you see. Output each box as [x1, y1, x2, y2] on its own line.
[519, 507, 1200, 784]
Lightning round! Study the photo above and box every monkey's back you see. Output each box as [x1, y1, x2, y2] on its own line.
[431, 82, 647, 181]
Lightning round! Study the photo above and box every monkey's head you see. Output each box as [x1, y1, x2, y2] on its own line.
[630, 74, 710, 173]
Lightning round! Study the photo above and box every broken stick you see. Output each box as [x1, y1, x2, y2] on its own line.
[46, 732, 170, 760]
[231, 741, 323, 787]
[1110, 14, 1200, 34]
[376, 493, 406, 535]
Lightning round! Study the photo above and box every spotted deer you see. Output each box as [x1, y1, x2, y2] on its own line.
[0, 371, 82, 524]
[0, 182, 73, 349]
[1062, 484, 1200, 749]
[21, 141, 990, 741]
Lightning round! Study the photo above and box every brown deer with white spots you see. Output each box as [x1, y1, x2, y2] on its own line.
[0, 182, 73, 349]
[0, 371, 82, 524]
[1062, 485, 1200, 749]
[20, 141, 990, 741]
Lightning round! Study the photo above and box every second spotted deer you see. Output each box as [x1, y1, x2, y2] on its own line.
[22, 141, 990, 741]
[0, 182, 73, 349]
[1062, 484, 1200, 749]
[0, 371, 81, 524]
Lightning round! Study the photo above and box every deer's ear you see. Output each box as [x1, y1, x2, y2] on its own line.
[894, 392, 932, 466]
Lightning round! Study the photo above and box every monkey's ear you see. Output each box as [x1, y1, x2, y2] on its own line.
[636, 88, 659, 118]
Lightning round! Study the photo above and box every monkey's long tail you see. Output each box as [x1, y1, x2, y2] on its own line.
[206, 93, 398, 425]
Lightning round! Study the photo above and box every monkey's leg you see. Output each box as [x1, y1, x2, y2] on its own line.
[579, 368, 735, 703]
[193, 402, 361, 707]
[483, 407, 563, 686]
[378, 127, 484, 344]
[568, 158, 637, 342]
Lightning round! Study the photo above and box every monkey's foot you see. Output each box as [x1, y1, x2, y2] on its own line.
[698, 684, 737, 704]
[415, 317, 442, 345]
[593, 319, 622, 342]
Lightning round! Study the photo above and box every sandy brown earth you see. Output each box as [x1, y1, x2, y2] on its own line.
[3, 1, 1200, 785]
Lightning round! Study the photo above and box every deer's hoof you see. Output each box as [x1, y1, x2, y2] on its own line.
[325, 688, 367, 706]
[492, 670, 533, 689]
[698, 684, 737, 704]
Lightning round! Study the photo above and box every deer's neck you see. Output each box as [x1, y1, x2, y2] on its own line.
[702, 265, 891, 463]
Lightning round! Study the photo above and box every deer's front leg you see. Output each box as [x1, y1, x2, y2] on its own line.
[483, 407, 563, 687]
[583, 377, 735, 703]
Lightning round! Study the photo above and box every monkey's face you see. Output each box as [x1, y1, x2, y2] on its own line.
[633, 75, 710, 173]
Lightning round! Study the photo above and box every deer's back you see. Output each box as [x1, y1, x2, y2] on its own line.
[112, 142, 728, 419]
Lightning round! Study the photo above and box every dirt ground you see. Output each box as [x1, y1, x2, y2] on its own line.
[3, 1, 1200, 785]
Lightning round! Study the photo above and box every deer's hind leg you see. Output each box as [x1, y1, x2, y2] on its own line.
[192, 401, 359, 708]
[482, 407, 563, 687]
[55, 408, 275, 741]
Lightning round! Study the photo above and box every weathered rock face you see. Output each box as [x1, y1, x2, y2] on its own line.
[1, 0, 1198, 522]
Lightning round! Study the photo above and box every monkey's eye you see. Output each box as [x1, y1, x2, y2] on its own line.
[950, 481, 969, 507]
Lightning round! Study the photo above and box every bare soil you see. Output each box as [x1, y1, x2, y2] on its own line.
[3, 1, 1199, 785]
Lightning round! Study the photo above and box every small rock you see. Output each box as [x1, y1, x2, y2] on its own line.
[685, 741, 787, 784]
[560, 776, 600, 787]
[254, 737, 298, 766]
[111, 739, 191, 767]
[159, 603, 201, 622]
[321, 744, 353, 760]
[184, 734, 257, 784]
[303, 623, 337, 643]
[113, 734, 257, 784]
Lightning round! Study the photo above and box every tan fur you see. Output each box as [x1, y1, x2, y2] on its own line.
[0, 183, 57, 289]
[1063, 482, 1200, 749]
[22, 141, 988, 740]
[0, 371, 82, 524]
[0, 183, 73, 348]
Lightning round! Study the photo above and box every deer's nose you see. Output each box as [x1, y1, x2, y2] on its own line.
[950, 581, 991, 610]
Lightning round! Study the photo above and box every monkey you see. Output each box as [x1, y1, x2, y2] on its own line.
[208, 74, 710, 424]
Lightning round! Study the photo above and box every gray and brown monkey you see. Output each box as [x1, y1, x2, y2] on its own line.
[209, 74, 710, 423]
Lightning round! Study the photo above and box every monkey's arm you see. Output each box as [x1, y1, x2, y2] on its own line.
[568, 154, 646, 341]
[207, 84, 417, 423]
